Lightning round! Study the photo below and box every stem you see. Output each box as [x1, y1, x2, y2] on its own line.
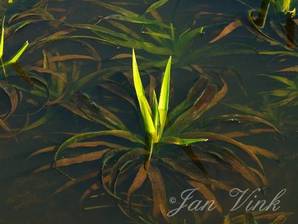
[1, 58, 7, 78]
[145, 139, 154, 170]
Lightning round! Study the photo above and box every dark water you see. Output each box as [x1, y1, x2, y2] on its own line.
[0, 0, 298, 223]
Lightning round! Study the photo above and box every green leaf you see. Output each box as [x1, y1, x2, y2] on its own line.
[158, 56, 172, 136]
[84, 1, 138, 18]
[275, 0, 295, 13]
[142, 31, 172, 40]
[152, 90, 160, 131]
[139, 95, 157, 138]
[261, 74, 296, 88]
[161, 136, 208, 146]
[175, 27, 204, 56]
[0, 17, 5, 59]
[6, 41, 29, 65]
[132, 49, 157, 139]
[145, 0, 168, 13]
[132, 49, 147, 99]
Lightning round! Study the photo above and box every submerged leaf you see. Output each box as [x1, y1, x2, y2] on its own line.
[127, 165, 148, 204]
[145, 0, 168, 13]
[55, 171, 98, 194]
[210, 20, 242, 43]
[34, 150, 108, 172]
[161, 136, 208, 146]
[148, 165, 169, 221]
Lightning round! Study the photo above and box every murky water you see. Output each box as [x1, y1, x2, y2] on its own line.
[0, 0, 297, 223]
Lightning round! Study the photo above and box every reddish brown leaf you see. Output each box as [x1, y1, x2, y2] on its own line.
[210, 20, 242, 43]
[55, 171, 98, 194]
[33, 150, 108, 173]
[30, 141, 121, 157]
[127, 165, 147, 203]
[148, 165, 169, 222]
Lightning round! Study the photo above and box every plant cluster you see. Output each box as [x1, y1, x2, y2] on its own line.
[0, 0, 296, 223]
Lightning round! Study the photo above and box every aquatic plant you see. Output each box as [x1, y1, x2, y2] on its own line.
[253, 0, 296, 28]
[7, 0, 64, 33]
[0, 14, 30, 136]
[67, 0, 232, 73]
[210, 0, 297, 49]
[224, 100, 297, 134]
[261, 74, 298, 107]
[1, 46, 101, 133]
[31, 51, 279, 222]
[0, 0, 106, 136]
[0, 16, 29, 77]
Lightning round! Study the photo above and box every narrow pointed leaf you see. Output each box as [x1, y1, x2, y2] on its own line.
[161, 136, 208, 146]
[145, 0, 168, 13]
[209, 20, 242, 43]
[132, 49, 156, 138]
[6, 41, 29, 65]
[152, 90, 160, 132]
[158, 56, 172, 134]
[0, 17, 5, 59]
[127, 165, 148, 203]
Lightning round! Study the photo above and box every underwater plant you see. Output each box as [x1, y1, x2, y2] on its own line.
[210, 0, 297, 49]
[224, 99, 297, 134]
[31, 50, 279, 223]
[0, 16, 29, 77]
[261, 74, 298, 107]
[254, 0, 296, 28]
[0, 0, 106, 136]
[66, 0, 235, 74]
[0, 46, 101, 135]
[0, 15, 30, 136]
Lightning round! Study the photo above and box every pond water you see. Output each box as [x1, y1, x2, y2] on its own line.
[0, 0, 297, 224]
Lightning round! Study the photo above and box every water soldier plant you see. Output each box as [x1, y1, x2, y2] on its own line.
[68, 1, 218, 72]
[31, 50, 279, 223]
[0, 1, 294, 223]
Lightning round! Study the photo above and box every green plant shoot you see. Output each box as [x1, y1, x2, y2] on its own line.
[0, 17, 30, 77]
[132, 49, 172, 164]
